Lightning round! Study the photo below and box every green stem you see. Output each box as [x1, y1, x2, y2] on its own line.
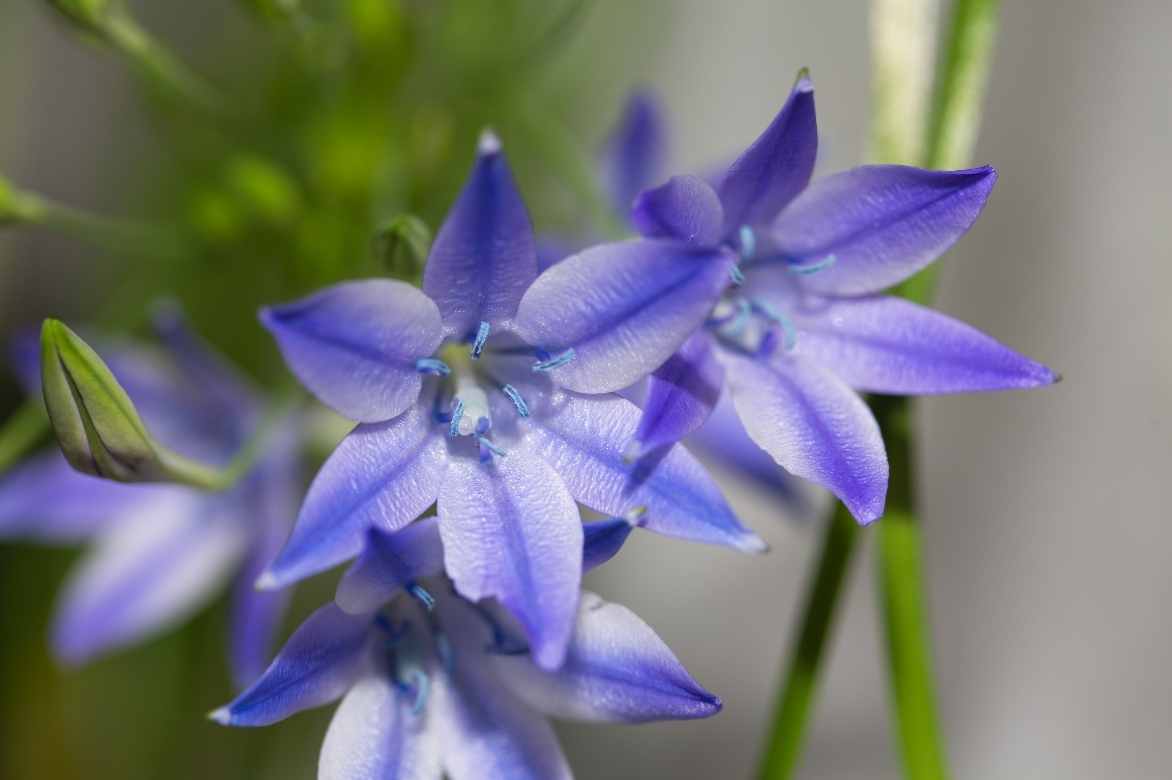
[0, 400, 49, 474]
[756, 503, 860, 780]
[103, 14, 222, 113]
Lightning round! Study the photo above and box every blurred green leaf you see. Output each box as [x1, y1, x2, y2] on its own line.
[373, 214, 431, 281]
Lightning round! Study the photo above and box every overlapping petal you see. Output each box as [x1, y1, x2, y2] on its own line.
[599, 90, 666, 217]
[630, 175, 724, 247]
[211, 604, 371, 727]
[771, 165, 998, 296]
[724, 353, 888, 523]
[438, 454, 582, 670]
[582, 517, 636, 573]
[492, 592, 721, 723]
[515, 240, 736, 393]
[423, 134, 538, 336]
[260, 280, 444, 423]
[717, 73, 817, 236]
[632, 331, 724, 456]
[336, 520, 446, 615]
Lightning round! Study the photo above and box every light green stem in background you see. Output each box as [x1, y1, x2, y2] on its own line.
[756, 504, 860, 780]
[869, 0, 940, 164]
[102, 13, 221, 113]
[0, 400, 48, 474]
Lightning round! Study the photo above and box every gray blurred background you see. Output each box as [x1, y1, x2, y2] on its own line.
[3, 0, 1170, 778]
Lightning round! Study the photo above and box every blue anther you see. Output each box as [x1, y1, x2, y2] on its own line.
[407, 582, 436, 612]
[739, 225, 757, 259]
[477, 436, 506, 462]
[471, 320, 491, 359]
[475, 416, 491, 436]
[415, 357, 451, 376]
[729, 264, 746, 286]
[448, 399, 465, 437]
[788, 253, 837, 276]
[532, 348, 576, 372]
[406, 668, 430, 715]
[502, 384, 530, 417]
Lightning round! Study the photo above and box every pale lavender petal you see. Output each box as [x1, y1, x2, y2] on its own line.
[335, 519, 446, 615]
[52, 490, 248, 664]
[438, 453, 582, 670]
[514, 240, 737, 393]
[260, 280, 444, 423]
[717, 73, 817, 235]
[260, 400, 447, 590]
[493, 592, 721, 723]
[771, 165, 998, 296]
[632, 330, 724, 456]
[630, 175, 724, 247]
[0, 452, 157, 542]
[520, 391, 764, 552]
[211, 604, 371, 727]
[582, 517, 635, 573]
[791, 295, 1058, 394]
[423, 133, 538, 336]
[724, 353, 888, 523]
[319, 674, 442, 780]
[600, 90, 667, 218]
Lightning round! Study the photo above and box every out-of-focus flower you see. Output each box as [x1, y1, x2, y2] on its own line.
[0, 311, 299, 686]
[516, 72, 1057, 524]
[212, 517, 719, 779]
[258, 131, 761, 670]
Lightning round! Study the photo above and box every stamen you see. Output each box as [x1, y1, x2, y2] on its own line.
[471, 602, 531, 656]
[623, 505, 649, 527]
[722, 299, 753, 338]
[788, 253, 837, 275]
[448, 399, 465, 437]
[407, 582, 436, 612]
[415, 357, 451, 376]
[502, 384, 530, 417]
[751, 299, 797, 351]
[477, 435, 506, 462]
[471, 321, 491, 359]
[739, 225, 756, 259]
[729, 264, 746, 286]
[406, 668, 430, 715]
[532, 348, 576, 372]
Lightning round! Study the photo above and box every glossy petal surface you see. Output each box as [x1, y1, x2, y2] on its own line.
[631, 175, 723, 246]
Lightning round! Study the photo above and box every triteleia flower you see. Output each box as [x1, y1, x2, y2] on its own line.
[0, 310, 299, 686]
[514, 72, 1057, 524]
[258, 131, 762, 670]
[212, 515, 719, 780]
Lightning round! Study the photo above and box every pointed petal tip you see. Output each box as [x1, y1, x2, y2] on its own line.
[208, 706, 232, 726]
[478, 128, 502, 156]
[254, 569, 281, 592]
[737, 532, 770, 554]
[794, 67, 813, 92]
[700, 692, 723, 716]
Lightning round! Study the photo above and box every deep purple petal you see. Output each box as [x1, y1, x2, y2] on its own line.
[0, 452, 158, 542]
[600, 90, 667, 219]
[717, 73, 817, 236]
[724, 352, 888, 523]
[319, 674, 442, 780]
[335, 519, 446, 615]
[582, 517, 635, 573]
[632, 330, 724, 456]
[211, 604, 371, 727]
[536, 234, 581, 272]
[423, 133, 538, 336]
[261, 400, 447, 590]
[260, 280, 444, 423]
[520, 391, 764, 552]
[790, 295, 1058, 393]
[438, 454, 582, 670]
[631, 175, 724, 247]
[52, 490, 248, 665]
[493, 591, 721, 723]
[514, 240, 736, 393]
[771, 165, 998, 296]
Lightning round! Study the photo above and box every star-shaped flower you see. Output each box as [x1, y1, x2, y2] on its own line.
[213, 516, 720, 780]
[258, 132, 762, 670]
[515, 72, 1057, 523]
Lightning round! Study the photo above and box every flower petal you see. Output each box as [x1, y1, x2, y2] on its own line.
[771, 165, 998, 296]
[336, 519, 446, 615]
[493, 592, 721, 723]
[422, 133, 538, 336]
[632, 331, 724, 456]
[724, 353, 888, 523]
[521, 391, 763, 551]
[582, 517, 636, 573]
[631, 175, 724, 247]
[791, 295, 1058, 393]
[261, 400, 447, 590]
[514, 239, 736, 393]
[52, 489, 248, 664]
[319, 674, 441, 780]
[260, 280, 444, 423]
[717, 73, 817, 235]
[600, 90, 667, 217]
[0, 452, 156, 542]
[438, 453, 582, 670]
[211, 604, 371, 727]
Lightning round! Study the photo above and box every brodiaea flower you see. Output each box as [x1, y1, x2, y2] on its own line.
[514, 72, 1056, 523]
[258, 132, 761, 670]
[0, 310, 298, 686]
[213, 516, 720, 780]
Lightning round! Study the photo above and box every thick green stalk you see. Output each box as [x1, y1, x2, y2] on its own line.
[756, 503, 860, 780]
